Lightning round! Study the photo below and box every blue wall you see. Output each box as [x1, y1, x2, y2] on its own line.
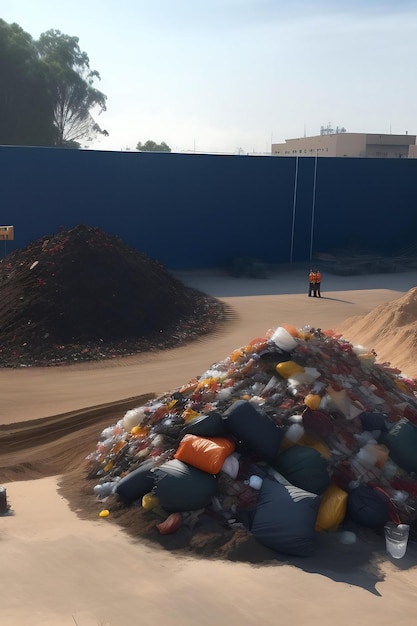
[1, 146, 416, 269]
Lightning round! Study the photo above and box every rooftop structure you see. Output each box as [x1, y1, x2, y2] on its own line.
[272, 131, 417, 158]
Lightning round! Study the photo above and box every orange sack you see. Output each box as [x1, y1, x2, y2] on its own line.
[174, 434, 236, 474]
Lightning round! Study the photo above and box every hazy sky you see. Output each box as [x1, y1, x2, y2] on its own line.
[2, 0, 417, 153]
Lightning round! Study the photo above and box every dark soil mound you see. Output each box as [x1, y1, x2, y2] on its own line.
[0, 224, 229, 367]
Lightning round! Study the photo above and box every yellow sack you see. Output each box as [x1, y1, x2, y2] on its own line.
[276, 361, 305, 379]
[142, 492, 160, 511]
[315, 483, 348, 531]
[182, 408, 201, 423]
[298, 433, 331, 460]
[304, 393, 321, 410]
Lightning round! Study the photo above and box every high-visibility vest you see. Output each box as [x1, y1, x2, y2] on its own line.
[316, 272, 322, 282]
[309, 272, 316, 282]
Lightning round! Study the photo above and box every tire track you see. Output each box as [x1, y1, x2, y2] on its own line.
[0, 394, 155, 482]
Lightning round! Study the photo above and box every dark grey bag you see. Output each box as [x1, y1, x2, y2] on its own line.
[153, 459, 217, 512]
[251, 477, 320, 557]
[116, 458, 156, 504]
[222, 400, 284, 462]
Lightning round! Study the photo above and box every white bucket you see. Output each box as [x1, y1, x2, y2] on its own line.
[384, 523, 410, 559]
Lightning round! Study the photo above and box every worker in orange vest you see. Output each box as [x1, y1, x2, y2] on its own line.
[308, 269, 316, 297]
[315, 269, 322, 297]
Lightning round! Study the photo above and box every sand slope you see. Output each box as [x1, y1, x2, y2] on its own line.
[338, 286, 417, 378]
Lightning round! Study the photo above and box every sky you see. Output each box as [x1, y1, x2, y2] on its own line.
[2, 0, 417, 154]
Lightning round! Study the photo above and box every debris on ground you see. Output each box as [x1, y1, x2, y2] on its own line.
[87, 323, 417, 558]
[0, 225, 229, 367]
[0, 485, 11, 515]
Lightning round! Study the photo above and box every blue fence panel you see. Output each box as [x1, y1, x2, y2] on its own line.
[1, 146, 416, 268]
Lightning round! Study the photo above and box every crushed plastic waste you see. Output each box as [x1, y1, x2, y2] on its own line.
[87, 323, 417, 557]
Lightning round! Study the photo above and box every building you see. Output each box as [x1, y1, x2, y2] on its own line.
[271, 131, 417, 158]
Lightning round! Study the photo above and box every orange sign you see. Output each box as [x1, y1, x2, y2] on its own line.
[0, 226, 14, 240]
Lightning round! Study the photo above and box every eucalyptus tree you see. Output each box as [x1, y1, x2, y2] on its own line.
[0, 20, 108, 147]
[36, 29, 108, 147]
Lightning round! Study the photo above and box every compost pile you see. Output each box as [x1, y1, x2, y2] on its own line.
[87, 323, 417, 558]
[0, 225, 228, 367]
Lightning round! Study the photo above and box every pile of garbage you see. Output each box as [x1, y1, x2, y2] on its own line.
[87, 324, 417, 557]
[0, 225, 228, 367]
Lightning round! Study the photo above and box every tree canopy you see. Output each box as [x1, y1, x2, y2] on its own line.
[36, 29, 108, 147]
[0, 20, 55, 145]
[136, 140, 171, 152]
[0, 19, 108, 148]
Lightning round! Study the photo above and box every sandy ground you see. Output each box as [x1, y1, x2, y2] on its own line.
[2, 268, 417, 626]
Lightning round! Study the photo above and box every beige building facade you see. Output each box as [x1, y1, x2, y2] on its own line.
[271, 132, 417, 158]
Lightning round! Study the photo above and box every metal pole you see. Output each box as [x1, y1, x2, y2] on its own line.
[290, 156, 299, 263]
[309, 153, 318, 261]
